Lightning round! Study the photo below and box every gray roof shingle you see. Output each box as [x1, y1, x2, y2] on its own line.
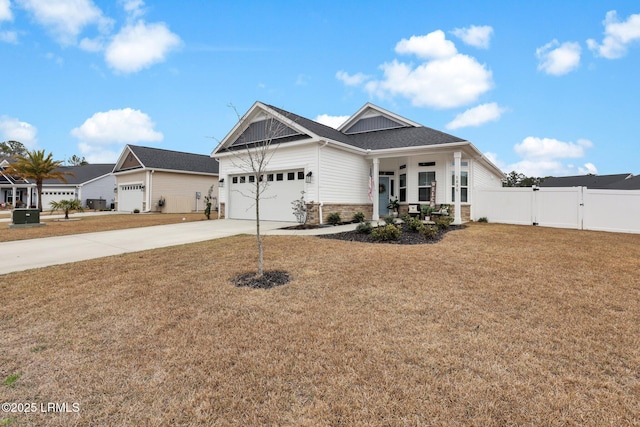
[127, 145, 219, 174]
[540, 173, 632, 189]
[43, 164, 114, 185]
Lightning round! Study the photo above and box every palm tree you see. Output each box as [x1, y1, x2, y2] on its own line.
[4, 150, 75, 212]
[49, 199, 84, 220]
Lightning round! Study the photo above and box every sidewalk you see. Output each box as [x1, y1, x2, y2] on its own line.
[0, 219, 360, 275]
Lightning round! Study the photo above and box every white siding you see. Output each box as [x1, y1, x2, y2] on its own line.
[319, 145, 370, 203]
[80, 175, 116, 208]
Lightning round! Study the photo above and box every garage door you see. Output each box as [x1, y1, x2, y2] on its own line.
[228, 170, 304, 221]
[118, 184, 144, 212]
[41, 189, 77, 209]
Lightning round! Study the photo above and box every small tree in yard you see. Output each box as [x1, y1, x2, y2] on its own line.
[223, 103, 296, 279]
[50, 199, 84, 220]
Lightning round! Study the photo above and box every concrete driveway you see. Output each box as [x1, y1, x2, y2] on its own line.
[0, 219, 293, 275]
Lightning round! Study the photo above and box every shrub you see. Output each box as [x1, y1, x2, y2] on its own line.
[420, 225, 439, 239]
[133, 208, 140, 214]
[327, 212, 341, 225]
[478, 217, 489, 223]
[291, 191, 309, 225]
[399, 213, 412, 223]
[383, 215, 396, 225]
[433, 216, 454, 229]
[352, 212, 366, 223]
[356, 221, 373, 234]
[371, 224, 401, 241]
[406, 217, 424, 232]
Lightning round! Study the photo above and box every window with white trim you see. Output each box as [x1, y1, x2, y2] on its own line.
[399, 173, 406, 202]
[451, 171, 468, 202]
[418, 171, 435, 202]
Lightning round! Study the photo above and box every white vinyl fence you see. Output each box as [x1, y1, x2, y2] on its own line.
[474, 187, 640, 234]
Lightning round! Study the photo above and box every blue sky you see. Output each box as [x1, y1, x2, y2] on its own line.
[1, 0, 639, 177]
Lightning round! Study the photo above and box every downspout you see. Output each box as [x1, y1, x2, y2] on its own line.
[147, 170, 154, 212]
[317, 140, 329, 224]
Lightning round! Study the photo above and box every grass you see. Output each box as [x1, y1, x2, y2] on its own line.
[0, 223, 639, 425]
[0, 212, 216, 242]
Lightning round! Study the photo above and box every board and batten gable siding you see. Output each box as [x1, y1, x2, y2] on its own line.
[218, 143, 318, 204]
[319, 145, 370, 204]
[151, 171, 218, 213]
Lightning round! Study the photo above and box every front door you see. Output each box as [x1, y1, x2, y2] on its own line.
[378, 176, 390, 216]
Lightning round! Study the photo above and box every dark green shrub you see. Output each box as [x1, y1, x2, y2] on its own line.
[406, 217, 424, 232]
[327, 212, 342, 225]
[477, 217, 488, 223]
[433, 216, 454, 229]
[371, 224, 401, 241]
[383, 215, 396, 225]
[356, 221, 373, 234]
[399, 213, 412, 223]
[352, 212, 366, 223]
[420, 225, 439, 239]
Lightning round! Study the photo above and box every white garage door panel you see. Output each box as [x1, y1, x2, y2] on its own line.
[229, 171, 303, 221]
[41, 190, 76, 209]
[118, 184, 144, 212]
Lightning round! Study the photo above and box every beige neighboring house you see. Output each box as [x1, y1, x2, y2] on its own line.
[113, 145, 219, 213]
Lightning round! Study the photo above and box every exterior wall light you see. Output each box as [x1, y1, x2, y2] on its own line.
[219, 178, 224, 188]
[305, 171, 312, 184]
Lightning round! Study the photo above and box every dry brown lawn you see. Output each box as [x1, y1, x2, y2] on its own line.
[1, 223, 638, 426]
[0, 212, 216, 242]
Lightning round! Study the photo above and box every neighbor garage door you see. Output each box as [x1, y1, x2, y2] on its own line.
[118, 184, 144, 212]
[228, 170, 304, 221]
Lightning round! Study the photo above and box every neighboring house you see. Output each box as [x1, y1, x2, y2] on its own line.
[1, 157, 36, 208]
[540, 173, 634, 189]
[606, 174, 640, 190]
[212, 101, 504, 224]
[113, 145, 219, 213]
[41, 164, 115, 209]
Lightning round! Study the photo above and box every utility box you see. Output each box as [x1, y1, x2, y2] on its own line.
[12, 208, 40, 225]
[87, 198, 107, 210]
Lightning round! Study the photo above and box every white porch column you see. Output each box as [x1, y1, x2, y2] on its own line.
[26, 186, 32, 207]
[371, 158, 380, 221]
[453, 151, 462, 225]
[11, 186, 16, 207]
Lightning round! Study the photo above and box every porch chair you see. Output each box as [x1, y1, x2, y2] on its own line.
[408, 204, 420, 218]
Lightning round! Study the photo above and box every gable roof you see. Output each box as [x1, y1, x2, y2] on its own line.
[213, 101, 467, 154]
[42, 164, 115, 185]
[115, 145, 219, 175]
[605, 174, 640, 190]
[540, 173, 633, 189]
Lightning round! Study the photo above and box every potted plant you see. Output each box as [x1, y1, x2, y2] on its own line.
[421, 205, 435, 221]
[387, 198, 400, 216]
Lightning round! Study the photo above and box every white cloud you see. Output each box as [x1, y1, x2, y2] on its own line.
[339, 30, 493, 109]
[364, 55, 493, 109]
[336, 70, 370, 86]
[514, 137, 592, 159]
[0, 0, 13, 21]
[451, 25, 493, 49]
[0, 115, 38, 148]
[119, 0, 145, 20]
[104, 20, 181, 73]
[587, 11, 640, 59]
[536, 40, 581, 75]
[446, 102, 505, 129]
[71, 107, 162, 149]
[77, 143, 122, 163]
[314, 114, 349, 129]
[0, 30, 16, 43]
[16, 0, 113, 45]
[492, 136, 596, 177]
[395, 30, 457, 59]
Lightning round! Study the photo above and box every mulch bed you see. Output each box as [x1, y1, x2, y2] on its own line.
[318, 223, 465, 245]
[233, 270, 292, 289]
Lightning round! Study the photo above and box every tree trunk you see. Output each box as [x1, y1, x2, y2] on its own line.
[37, 180, 43, 212]
[255, 179, 263, 277]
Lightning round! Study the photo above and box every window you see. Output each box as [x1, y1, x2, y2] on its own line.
[287, 172, 295, 180]
[297, 171, 304, 180]
[276, 173, 283, 181]
[399, 173, 407, 202]
[452, 171, 468, 202]
[239, 176, 246, 183]
[249, 175, 255, 183]
[267, 174, 274, 181]
[418, 171, 435, 202]
[232, 176, 238, 184]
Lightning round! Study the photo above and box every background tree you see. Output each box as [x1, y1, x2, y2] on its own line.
[225, 103, 292, 278]
[4, 150, 75, 212]
[67, 154, 89, 166]
[49, 199, 84, 220]
[0, 140, 28, 158]
[503, 171, 547, 187]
